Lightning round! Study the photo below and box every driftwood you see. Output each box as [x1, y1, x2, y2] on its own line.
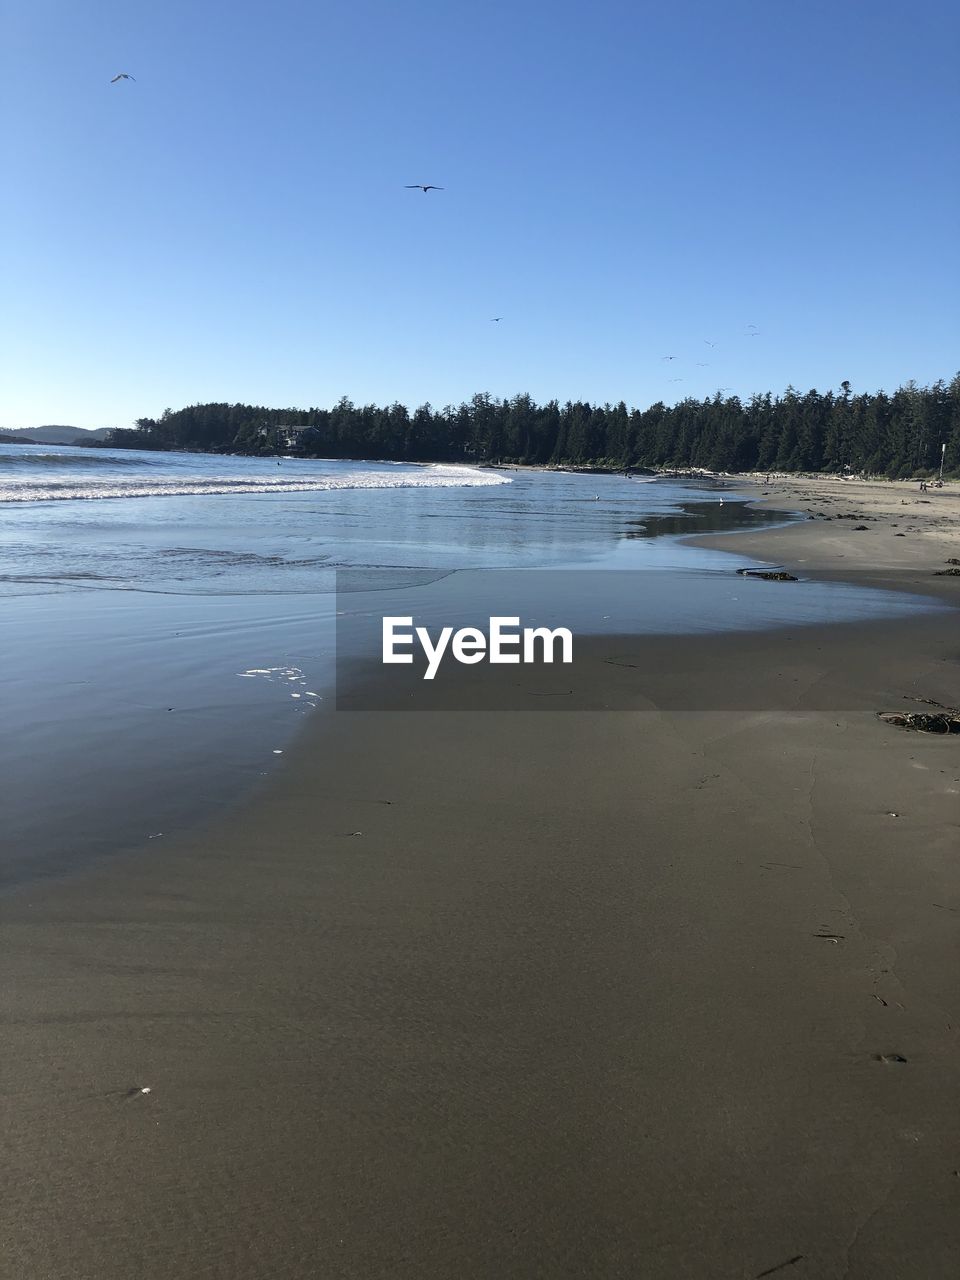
[878, 697, 960, 734]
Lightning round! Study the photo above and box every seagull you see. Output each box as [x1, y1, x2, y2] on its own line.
[405, 184, 443, 193]
[490, 317, 503, 322]
[668, 377, 684, 382]
[697, 362, 710, 367]
[110, 73, 135, 83]
[661, 355, 677, 361]
[704, 339, 717, 347]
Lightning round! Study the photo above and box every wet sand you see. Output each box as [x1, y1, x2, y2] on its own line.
[3, 483, 960, 1279]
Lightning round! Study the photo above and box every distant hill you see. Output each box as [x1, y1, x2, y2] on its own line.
[0, 425, 114, 445]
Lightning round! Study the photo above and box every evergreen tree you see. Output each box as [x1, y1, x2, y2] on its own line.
[102, 375, 959, 479]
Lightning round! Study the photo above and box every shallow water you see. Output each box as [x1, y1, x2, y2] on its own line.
[0, 445, 945, 884]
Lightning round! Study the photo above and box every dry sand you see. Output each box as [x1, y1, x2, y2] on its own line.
[3, 479, 959, 1279]
[713, 474, 960, 589]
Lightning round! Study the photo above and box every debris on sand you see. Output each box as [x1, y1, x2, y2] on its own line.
[934, 567, 960, 576]
[755, 1256, 804, 1278]
[735, 568, 799, 582]
[878, 708, 960, 734]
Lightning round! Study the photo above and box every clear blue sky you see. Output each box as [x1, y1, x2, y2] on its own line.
[2, 0, 957, 429]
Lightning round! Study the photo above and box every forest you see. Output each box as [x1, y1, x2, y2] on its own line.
[105, 376, 960, 478]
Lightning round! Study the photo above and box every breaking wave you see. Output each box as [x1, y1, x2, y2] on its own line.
[0, 462, 510, 504]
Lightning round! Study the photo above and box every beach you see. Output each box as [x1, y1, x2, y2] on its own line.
[705, 474, 960, 588]
[3, 475, 959, 1279]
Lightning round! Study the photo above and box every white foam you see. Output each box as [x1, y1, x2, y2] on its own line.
[0, 463, 510, 504]
[238, 666, 304, 681]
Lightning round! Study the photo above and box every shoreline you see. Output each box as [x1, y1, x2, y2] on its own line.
[696, 472, 960, 602]
[4, 479, 959, 1277]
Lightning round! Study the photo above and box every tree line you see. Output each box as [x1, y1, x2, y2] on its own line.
[106, 376, 960, 478]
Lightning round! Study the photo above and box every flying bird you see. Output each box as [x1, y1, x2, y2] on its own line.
[405, 184, 444, 193]
[703, 339, 717, 347]
[661, 355, 677, 361]
[490, 317, 503, 322]
[668, 377, 684, 383]
[697, 362, 710, 367]
[110, 73, 135, 82]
